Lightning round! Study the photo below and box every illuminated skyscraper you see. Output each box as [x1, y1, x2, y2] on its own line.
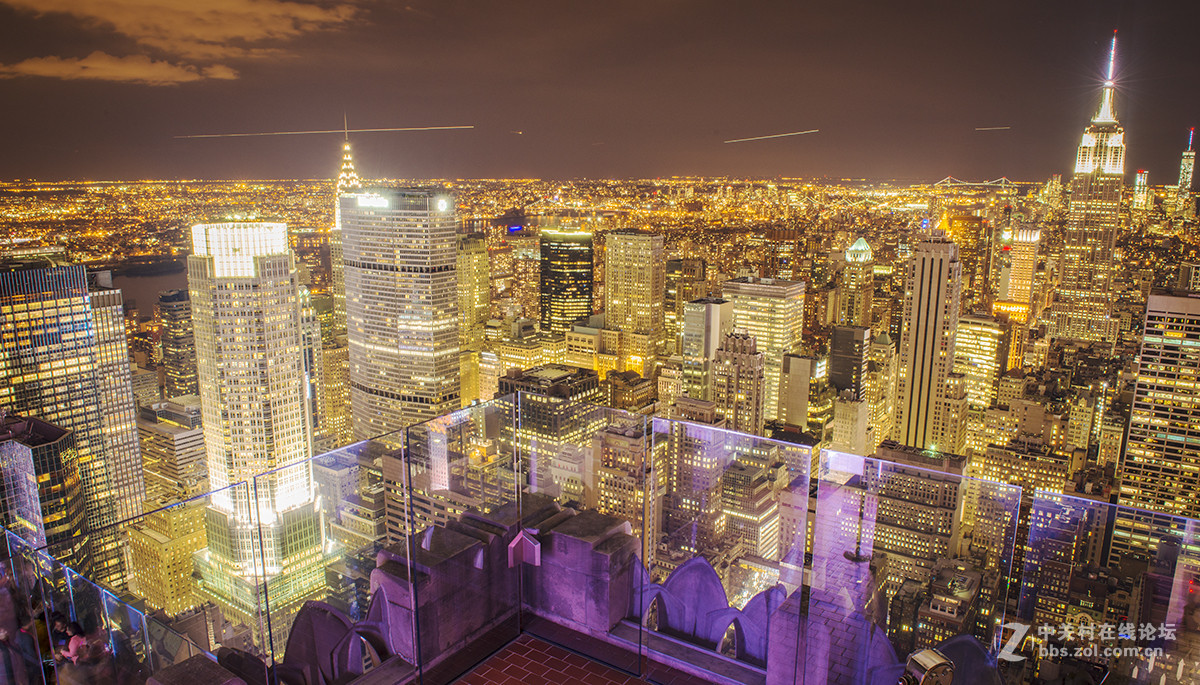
[867, 333, 897, 447]
[0, 255, 142, 587]
[665, 398, 726, 547]
[840, 237, 874, 328]
[342, 189, 460, 439]
[721, 461, 780, 561]
[722, 277, 805, 423]
[188, 222, 324, 651]
[604, 230, 665, 377]
[1132, 169, 1150, 212]
[1176, 128, 1195, 217]
[763, 227, 803, 281]
[539, 227, 593, 335]
[331, 136, 363, 339]
[159, 289, 198, 398]
[830, 326, 871, 400]
[1049, 33, 1124, 342]
[941, 215, 984, 307]
[893, 234, 962, 451]
[665, 258, 707, 354]
[1113, 291, 1200, 561]
[89, 275, 147, 533]
[499, 364, 602, 501]
[681, 297, 735, 402]
[129, 398, 207, 617]
[459, 232, 490, 405]
[324, 138, 360, 449]
[594, 423, 663, 566]
[299, 286, 330, 451]
[780, 355, 834, 444]
[1002, 227, 1040, 310]
[137, 397, 205, 503]
[953, 316, 1004, 410]
[321, 345, 352, 446]
[0, 414, 89, 571]
[711, 332, 766, 435]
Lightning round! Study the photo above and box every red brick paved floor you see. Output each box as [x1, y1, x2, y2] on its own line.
[453, 634, 650, 685]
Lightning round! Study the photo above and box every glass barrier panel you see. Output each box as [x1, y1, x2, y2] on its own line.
[30, 481, 248, 680]
[101, 588, 151, 683]
[1, 529, 55, 685]
[145, 614, 207, 673]
[638, 416, 813, 685]
[515, 393, 649, 675]
[805, 447, 1021, 685]
[402, 397, 522, 684]
[253, 433, 413, 684]
[1017, 491, 1200, 684]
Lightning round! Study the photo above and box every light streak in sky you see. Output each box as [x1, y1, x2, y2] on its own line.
[175, 125, 474, 139]
[975, 126, 1012, 131]
[724, 129, 818, 144]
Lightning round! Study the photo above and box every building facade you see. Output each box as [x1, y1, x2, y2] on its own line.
[604, 231, 665, 377]
[893, 234, 962, 452]
[539, 227, 593, 335]
[188, 222, 324, 652]
[159, 289, 199, 398]
[722, 277, 805, 423]
[341, 189, 461, 439]
[1048, 36, 1124, 342]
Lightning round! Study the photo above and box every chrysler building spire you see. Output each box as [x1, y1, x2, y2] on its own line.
[336, 114, 362, 194]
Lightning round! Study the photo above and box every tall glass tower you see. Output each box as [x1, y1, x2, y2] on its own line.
[1176, 128, 1195, 217]
[159, 289, 198, 398]
[189, 222, 324, 653]
[0, 255, 143, 586]
[1112, 290, 1200, 561]
[539, 227, 594, 335]
[1049, 33, 1124, 342]
[341, 189, 460, 439]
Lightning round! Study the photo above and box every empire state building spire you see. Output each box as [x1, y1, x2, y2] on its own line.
[1074, 31, 1124, 175]
[1093, 30, 1118, 123]
[336, 115, 362, 194]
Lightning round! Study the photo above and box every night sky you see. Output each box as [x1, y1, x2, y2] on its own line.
[0, 0, 1196, 182]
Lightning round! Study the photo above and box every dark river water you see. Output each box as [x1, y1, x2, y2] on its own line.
[110, 272, 189, 316]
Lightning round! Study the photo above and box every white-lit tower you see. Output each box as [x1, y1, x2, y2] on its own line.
[1132, 170, 1150, 212]
[1176, 128, 1195, 217]
[342, 190, 460, 438]
[331, 133, 363, 338]
[189, 222, 324, 652]
[1048, 33, 1124, 342]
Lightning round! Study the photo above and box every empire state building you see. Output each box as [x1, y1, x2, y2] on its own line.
[1049, 32, 1124, 343]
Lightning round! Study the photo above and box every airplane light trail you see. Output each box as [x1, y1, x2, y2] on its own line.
[175, 125, 474, 139]
[724, 129, 819, 144]
[974, 126, 1011, 131]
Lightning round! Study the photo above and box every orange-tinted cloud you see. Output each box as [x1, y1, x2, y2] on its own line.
[0, 51, 239, 85]
[0, 0, 358, 83]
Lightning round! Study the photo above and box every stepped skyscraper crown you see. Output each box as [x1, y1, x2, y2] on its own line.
[337, 140, 362, 194]
[1075, 32, 1124, 175]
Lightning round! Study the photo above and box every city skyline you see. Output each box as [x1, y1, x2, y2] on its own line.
[2, 10, 1200, 685]
[1, 2, 1198, 181]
